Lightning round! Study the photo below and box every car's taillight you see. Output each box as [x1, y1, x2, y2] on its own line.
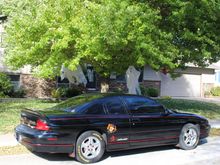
[35, 119, 50, 131]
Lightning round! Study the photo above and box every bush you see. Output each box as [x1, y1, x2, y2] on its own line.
[0, 92, 9, 98]
[51, 86, 83, 99]
[146, 87, 159, 97]
[210, 86, 220, 96]
[140, 85, 159, 97]
[65, 86, 82, 97]
[9, 88, 26, 98]
[51, 88, 62, 100]
[111, 87, 125, 94]
[0, 73, 13, 97]
[160, 96, 172, 100]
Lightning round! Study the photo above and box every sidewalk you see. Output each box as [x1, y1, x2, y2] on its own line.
[172, 97, 220, 105]
[0, 134, 18, 147]
[209, 120, 220, 129]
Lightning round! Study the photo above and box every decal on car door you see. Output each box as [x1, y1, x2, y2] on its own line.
[107, 123, 117, 133]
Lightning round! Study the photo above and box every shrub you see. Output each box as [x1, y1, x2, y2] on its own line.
[160, 96, 172, 100]
[146, 87, 159, 97]
[65, 86, 82, 97]
[9, 88, 26, 98]
[51, 86, 83, 99]
[112, 87, 125, 94]
[0, 73, 13, 96]
[140, 85, 159, 97]
[0, 92, 9, 98]
[210, 86, 220, 96]
[204, 90, 211, 97]
[51, 88, 62, 100]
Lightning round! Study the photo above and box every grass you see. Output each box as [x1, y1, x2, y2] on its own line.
[157, 99, 220, 119]
[0, 145, 30, 156]
[210, 128, 220, 137]
[0, 98, 220, 134]
[0, 99, 57, 134]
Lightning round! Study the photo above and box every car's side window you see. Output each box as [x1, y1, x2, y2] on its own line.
[124, 96, 165, 115]
[105, 97, 126, 115]
[85, 103, 106, 115]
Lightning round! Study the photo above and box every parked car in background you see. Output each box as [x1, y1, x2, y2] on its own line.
[15, 93, 210, 163]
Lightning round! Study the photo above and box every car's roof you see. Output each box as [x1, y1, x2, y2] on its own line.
[52, 93, 154, 110]
[79, 93, 152, 100]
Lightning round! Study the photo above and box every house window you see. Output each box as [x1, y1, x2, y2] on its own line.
[56, 76, 70, 88]
[8, 75, 20, 90]
[215, 71, 220, 83]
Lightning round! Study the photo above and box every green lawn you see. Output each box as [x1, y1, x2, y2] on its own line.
[0, 99, 57, 134]
[0, 98, 220, 134]
[158, 99, 220, 119]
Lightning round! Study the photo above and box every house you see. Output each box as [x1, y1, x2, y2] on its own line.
[143, 65, 218, 97]
[0, 15, 219, 98]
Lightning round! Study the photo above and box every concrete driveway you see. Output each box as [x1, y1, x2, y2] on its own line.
[0, 137, 220, 165]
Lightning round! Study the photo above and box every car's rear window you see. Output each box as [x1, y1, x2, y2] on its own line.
[49, 94, 105, 112]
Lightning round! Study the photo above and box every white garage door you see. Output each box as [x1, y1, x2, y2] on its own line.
[160, 74, 201, 97]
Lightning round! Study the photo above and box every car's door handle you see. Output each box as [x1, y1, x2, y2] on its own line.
[131, 118, 141, 125]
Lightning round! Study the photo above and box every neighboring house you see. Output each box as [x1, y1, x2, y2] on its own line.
[0, 47, 56, 98]
[143, 65, 218, 97]
[1, 16, 219, 98]
[212, 61, 220, 86]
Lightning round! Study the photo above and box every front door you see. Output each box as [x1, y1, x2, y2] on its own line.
[86, 65, 96, 89]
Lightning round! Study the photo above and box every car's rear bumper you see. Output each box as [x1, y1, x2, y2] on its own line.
[15, 124, 74, 153]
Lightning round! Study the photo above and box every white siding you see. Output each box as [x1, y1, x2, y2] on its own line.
[143, 65, 161, 81]
[201, 74, 215, 83]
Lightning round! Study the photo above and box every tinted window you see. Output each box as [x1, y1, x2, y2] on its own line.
[105, 98, 126, 115]
[85, 103, 105, 115]
[124, 96, 164, 114]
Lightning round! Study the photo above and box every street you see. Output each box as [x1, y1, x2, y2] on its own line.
[0, 137, 220, 165]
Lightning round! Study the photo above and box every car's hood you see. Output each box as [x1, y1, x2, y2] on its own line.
[170, 110, 208, 122]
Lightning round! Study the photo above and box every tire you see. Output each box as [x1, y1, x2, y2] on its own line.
[75, 131, 105, 164]
[178, 123, 200, 150]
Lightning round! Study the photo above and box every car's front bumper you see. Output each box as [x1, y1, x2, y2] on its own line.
[200, 123, 211, 139]
[15, 124, 74, 153]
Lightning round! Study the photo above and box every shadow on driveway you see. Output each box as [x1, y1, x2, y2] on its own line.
[32, 139, 208, 163]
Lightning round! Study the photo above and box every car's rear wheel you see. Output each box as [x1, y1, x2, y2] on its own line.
[178, 123, 200, 150]
[76, 131, 105, 164]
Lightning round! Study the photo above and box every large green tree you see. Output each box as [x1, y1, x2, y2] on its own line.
[2, 0, 220, 80]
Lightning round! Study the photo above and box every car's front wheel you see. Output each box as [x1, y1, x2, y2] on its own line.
[76, 131, 105, 164]
[178, 123, 200, 150]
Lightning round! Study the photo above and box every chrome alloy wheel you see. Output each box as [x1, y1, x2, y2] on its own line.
[80, 136, 101, 159]
[183, 128, 198, 147]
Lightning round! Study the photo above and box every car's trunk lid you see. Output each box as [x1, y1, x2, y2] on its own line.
[20, 108, 75, 128]
[20, 108, 49, 129]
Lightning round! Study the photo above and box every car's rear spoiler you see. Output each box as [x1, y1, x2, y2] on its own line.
[21, 108, 48, 121]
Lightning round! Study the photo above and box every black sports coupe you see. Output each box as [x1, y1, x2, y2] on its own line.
[15, 93, 210, 163]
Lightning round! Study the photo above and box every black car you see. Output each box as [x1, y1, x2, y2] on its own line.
[15, 93, 210, 163]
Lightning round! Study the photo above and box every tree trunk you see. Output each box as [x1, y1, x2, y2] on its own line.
[100, 77, 109, 93]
